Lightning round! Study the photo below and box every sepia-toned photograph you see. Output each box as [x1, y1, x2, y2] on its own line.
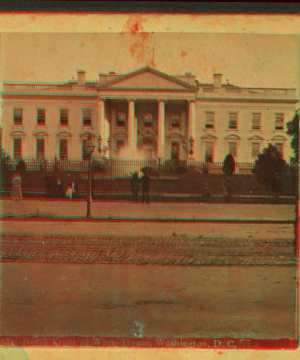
[0, 30, 298, 351]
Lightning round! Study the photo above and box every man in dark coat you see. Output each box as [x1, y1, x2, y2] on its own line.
[140, 172, 151, 204]
[130, 172, 140, 202]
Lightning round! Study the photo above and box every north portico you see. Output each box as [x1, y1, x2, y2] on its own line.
[1, 66, 297, 162]
[96, 67, 197, 160]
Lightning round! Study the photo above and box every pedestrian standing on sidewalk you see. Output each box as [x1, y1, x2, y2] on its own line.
[11, 173, 22, 201]
[140, 172, 151, 204]
[130, 172, 140, 202]
[66, 178, 77, 199]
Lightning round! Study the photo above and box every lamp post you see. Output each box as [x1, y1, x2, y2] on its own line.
[84, 135, 95, 218]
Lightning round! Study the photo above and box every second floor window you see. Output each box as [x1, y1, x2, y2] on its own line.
[275, 113, 284, 130]
[116, 111, 126, 127]
[37, 108, 46, 125]
[13, 108, 23, 125]
[252, 113, 261, 130]
[83, 108, 92, 126]
[60, 109, 69, 126]
[170, 113, 181, 128]
[13, 137, 22, 159]
[228, 113, 238, 129]
[205, 112, 215, 129]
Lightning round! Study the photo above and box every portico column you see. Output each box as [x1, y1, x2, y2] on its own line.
[158, 100, 165, 158]
[128, 99, 137, 157]
[188, 100, 195, 139]
[188, 100, 196, 158]
[98, 97, 105, 136]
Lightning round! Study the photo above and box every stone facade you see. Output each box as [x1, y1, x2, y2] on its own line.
[1, 66, 298, 162]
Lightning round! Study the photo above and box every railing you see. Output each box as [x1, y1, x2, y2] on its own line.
[198, 86, 296, 99]
[3, 83, 97, 93]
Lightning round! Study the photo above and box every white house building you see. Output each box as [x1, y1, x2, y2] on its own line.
[1, 66, 298, 163]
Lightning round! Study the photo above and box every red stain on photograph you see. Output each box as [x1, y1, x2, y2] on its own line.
[0, 30, 298, 350]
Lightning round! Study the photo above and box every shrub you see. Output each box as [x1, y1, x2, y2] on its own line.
[252, 144, 290, 195]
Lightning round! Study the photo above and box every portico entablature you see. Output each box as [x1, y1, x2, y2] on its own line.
[98, 91, 196, 101]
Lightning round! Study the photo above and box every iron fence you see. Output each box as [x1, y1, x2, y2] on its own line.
[2, 156, 255, 177]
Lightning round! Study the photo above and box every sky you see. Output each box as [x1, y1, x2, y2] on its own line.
[1, 32, 299, 89]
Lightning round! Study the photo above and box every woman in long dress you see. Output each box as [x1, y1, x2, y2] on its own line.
[11, 173, 22, 201]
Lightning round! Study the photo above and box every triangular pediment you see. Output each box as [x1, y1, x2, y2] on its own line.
[271, 135, 287, 141]
[248, 135, 264, 141]
[32, 129, 49, 136]
[101, 67, 196, 91]
[225, 134, 241, 140]
[201, 133, 217, 140]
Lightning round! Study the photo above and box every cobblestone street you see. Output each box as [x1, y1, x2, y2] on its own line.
[0, 233, 296, 266]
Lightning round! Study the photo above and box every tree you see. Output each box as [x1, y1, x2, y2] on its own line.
[222, 154, 235, 177]
[222, 154, 235, 200]
[252, 144, 290, 195]
[286, 110, 299, 172]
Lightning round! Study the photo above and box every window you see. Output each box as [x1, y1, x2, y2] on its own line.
[275, 113, 284, 130]
[205, 112, 215, 129]
[116, 139, 125, 156]
[60, 109, 69, 126]
[204, 141, 214, 163]
[228, 142, 237, 158]
[251, 142, 260, 159]
[252, 113, 261, 130]
[59, 139, 68, 160]
[143, 112, 153, 127]
[13, 138, 22, 159]
[170, 113, 181, 128]
[116, 111, 126, 128]
[13, 108, 23, 125]
[228, 113, 238, 129]
[83, 108, 93, 126]
[37, 108, 46, 125]
[275, 143, 284, 156]
[36, 138, 45, 159]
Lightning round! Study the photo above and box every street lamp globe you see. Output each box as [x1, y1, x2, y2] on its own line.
[84, 135, 95, 156]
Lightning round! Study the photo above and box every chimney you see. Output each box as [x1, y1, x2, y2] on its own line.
[213, 73, 222, 87]
[77, 69, 86, 85]
[108, 71, 116, 75]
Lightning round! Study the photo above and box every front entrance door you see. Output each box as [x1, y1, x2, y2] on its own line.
[171, 141, 180, 160]
[143, 147, 154, 160]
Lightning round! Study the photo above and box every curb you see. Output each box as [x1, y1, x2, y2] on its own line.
[0, 215, 295, 224]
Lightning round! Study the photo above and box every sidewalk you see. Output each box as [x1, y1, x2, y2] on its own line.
[0, 199, 296, 222]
